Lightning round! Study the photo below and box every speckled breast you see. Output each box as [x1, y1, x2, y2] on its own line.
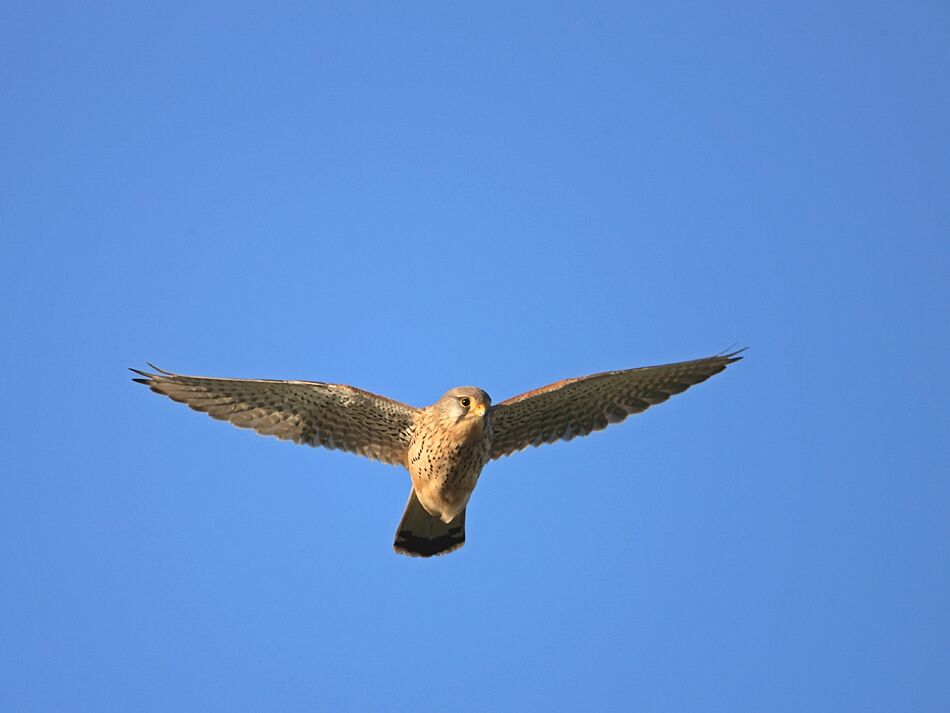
[407, 418, 492, 520]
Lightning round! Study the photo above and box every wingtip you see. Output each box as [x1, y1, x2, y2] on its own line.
[130, 362, 177, 382]
[719, 345, 748, 362]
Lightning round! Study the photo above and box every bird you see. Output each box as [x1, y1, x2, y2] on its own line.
[131, 349, 743, 557]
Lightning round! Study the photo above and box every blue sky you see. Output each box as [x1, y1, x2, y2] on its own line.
[2, 2, 948, 711]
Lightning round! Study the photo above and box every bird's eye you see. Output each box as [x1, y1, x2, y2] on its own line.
[460, 397, 471, 408]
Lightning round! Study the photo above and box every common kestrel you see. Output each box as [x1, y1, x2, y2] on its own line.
[132, 349, 743, 557]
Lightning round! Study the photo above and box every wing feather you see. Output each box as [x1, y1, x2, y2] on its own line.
[489, 350, 744, 459]
[132, 367, 418, 466]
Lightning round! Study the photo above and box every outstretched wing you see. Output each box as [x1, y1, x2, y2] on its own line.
[132, 365, 418, 466]
[489, 350, 744, 460]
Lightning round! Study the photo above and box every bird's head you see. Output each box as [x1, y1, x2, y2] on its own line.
[435, 387, 492, 425]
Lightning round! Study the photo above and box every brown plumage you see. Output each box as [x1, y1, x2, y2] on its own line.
[132, 349, 743, 557]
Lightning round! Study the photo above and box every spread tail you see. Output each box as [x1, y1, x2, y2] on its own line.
[394, 490, 465, 557]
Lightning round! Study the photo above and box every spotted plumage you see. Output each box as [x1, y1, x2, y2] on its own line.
[132, 349, 743, 557]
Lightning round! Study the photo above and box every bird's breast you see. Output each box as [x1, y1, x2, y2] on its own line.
[407, 417, 492, 522]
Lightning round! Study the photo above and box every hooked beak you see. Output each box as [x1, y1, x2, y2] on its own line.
[472, 403, 487, 418]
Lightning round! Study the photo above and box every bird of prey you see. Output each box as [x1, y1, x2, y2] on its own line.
[132, 349, 743, 557]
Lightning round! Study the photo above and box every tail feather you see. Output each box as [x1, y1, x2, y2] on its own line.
[394, 490, 465, 557]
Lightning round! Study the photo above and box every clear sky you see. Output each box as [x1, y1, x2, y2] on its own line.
[2, 2, 948, 711]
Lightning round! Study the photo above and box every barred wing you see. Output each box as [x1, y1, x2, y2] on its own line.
[489, 350, 743, 460]
[132, 365, 418, 465]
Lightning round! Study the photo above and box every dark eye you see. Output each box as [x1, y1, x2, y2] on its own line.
[460, 397, 471, 408]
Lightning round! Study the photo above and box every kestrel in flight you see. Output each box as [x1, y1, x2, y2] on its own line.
[132, 349, 743, 557]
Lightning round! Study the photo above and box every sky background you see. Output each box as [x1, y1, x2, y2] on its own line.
[2, 2, 948, 711]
